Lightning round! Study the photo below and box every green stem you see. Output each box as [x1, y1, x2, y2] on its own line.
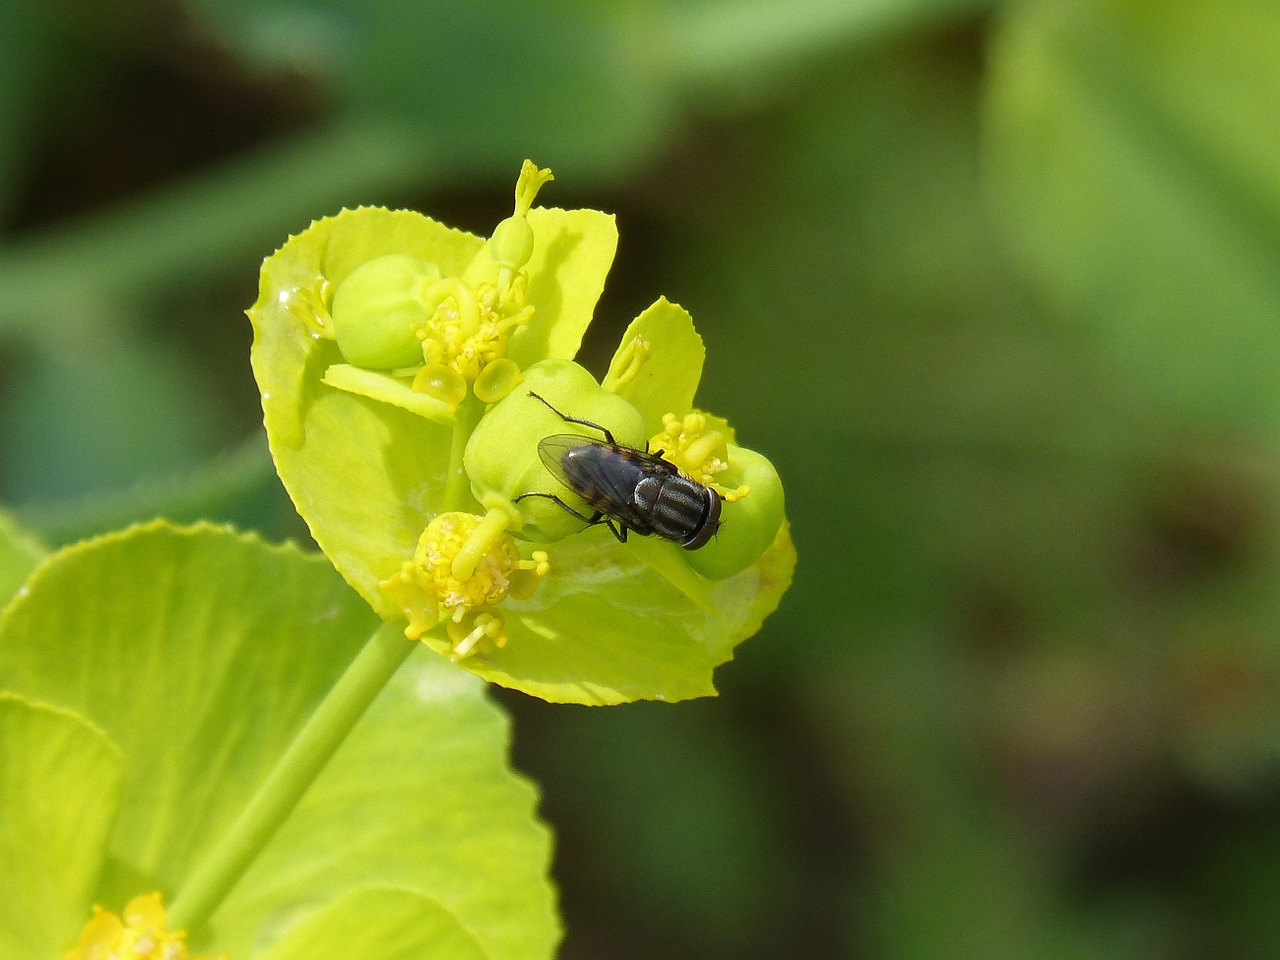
[167, 620, 417, 933]
[443, 395, 485, 512]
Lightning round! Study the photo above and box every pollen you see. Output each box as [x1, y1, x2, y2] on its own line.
[378, 511, 550, 658]
[65, 893, 224, 960]
[650, 412, 751, 502]
[412, 277, 534, 397]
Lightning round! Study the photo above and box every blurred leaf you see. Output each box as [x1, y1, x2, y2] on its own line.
[15, 433, 297, 548]
[1, 341, 215, 504]
[188, 0, 672, 179]
[0, 4, 58, 221]
[985, 0, 1280, 429]
[657, 38, 1148, 650]
[187, 0, 1001, 182]
[535, 700, 795, 954]
[0, 508, 45, 605]
[669, 0, 1000, 102]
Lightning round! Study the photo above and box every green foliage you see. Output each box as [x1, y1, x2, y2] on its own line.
[987, 0, 1280, 429]
[0, 695, 123, 960]
[0, 522, 556, 960]
[8, 0, 1280, 956]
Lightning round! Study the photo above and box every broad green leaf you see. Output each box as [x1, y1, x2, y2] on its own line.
[0, 522, 557, 960]
[985, 0, 1280, 428]
[257, 887, 489, 960]
[250, 209, 465, 619]
[0, 509, 44, 607]
[510, 208, 619, 369]
[0, 695, 123, 960]
[0, 522, 377, 910]
[215, 649, 558, 960]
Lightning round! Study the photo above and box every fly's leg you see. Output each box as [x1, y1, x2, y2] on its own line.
[527, 391, 618, 445]
[512, 491, 629, 543]
[512, 491, 599, 524]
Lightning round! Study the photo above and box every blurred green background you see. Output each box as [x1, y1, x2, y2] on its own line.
[5, 0, 1280, 957]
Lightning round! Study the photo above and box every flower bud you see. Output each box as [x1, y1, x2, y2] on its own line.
[330, 254, 441, 369]
[684, 445, 785, 580]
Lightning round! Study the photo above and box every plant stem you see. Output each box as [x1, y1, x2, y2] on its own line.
[167, 620, 417, 933]
[443, 395, 485, 513]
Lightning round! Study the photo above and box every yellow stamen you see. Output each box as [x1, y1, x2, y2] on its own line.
[278, 277, 334, 339]
[602, 335, 650, 393]
[649, 411, 751, 503]
[413, 279, 533, 387]
[378, 511, 551, 657]
[65, 893, 224, 960]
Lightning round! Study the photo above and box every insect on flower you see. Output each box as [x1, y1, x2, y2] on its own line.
[514, 392, 722, 549]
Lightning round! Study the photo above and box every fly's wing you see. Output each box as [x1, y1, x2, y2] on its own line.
[536, 435, 588, 490]
[537, 434, 655, 533]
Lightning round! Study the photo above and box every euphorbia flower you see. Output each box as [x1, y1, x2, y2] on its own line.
[248, 162, 795, 704]
[320, 162, 565, 416]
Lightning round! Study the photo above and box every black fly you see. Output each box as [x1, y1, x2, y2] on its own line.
[514, 392, 721, 550]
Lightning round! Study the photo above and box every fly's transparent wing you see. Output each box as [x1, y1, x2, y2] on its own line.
[536, 435, 655, 534]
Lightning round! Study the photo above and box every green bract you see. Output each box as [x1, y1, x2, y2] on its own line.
[0, 522, 557, 960]
[249, 163, 795, 704]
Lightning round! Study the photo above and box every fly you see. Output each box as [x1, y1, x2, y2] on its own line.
[514, 391, 722, 549]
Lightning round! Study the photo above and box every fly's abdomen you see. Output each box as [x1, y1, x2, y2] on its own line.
[634, 475, 714, 544]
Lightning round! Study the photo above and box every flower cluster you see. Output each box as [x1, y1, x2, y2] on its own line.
[248, 161, 794, 703]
